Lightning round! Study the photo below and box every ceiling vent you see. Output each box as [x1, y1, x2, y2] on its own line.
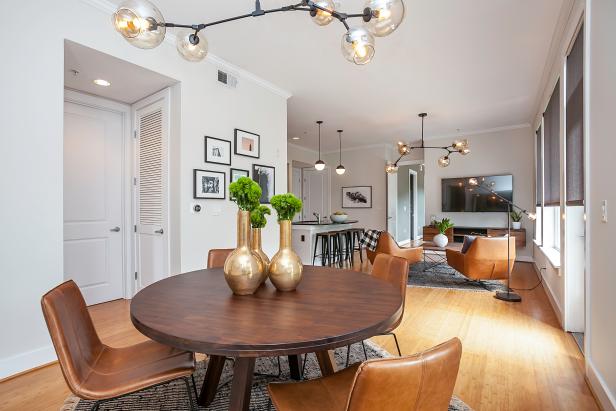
[217, 69, 238, 88]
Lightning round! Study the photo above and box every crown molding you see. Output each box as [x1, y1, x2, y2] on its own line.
[422, 123, 531, 142]
[287, 142, 318, 154]
[80, 0, 292, 99]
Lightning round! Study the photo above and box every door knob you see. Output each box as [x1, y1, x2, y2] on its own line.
[154, 228, 164, 234]
[110, 226, 121, 232]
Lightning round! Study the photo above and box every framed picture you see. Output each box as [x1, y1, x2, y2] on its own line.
[194, 169, 226, 199]
[230, 168, 249, 183]
[205, 136, 231, 165]
[342, 186, 372, 208]
[252, 164, 275, 204]
[234, 129, 260, 158]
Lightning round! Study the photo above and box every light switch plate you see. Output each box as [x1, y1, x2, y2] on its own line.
[601, 200, 608, 223]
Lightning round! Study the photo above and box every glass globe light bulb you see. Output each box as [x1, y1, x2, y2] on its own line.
[176, 30, 208, 62]
[385, 162, 399, 174]
[438, 156, 450, 168]
[311, 0, 336, 26]
[528, 212, 537, 221]
[336, 165, 346, 175]
[397, 142, 410, 155]
[460, 148, 471, 155]
[315, 160, 326, 171]
[112, 0, 166, 49]
[468, 177, 479, 186]
[341, 27, 376, 65]
[363, 0, 405, 37]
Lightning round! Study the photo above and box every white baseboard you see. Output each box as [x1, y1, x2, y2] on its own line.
[517, 255, 534, 263]
[586, 358, 616, 411]
[532, 261, 564, 325]
[0, 344, 56, 380]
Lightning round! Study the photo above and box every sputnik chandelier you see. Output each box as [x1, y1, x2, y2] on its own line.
[112, 0, 405, 65]
[385, 113, 471, 174]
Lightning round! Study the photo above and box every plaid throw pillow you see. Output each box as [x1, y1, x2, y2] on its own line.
[360, 230, 382, 252]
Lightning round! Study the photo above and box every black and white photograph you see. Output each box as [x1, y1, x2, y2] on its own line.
[234, 129, 260, 158]
[252, 164, 275, 204]
[342, 186, 372, 208]
[204, 136, 231, 165]
[230, 168, 249, 183]
[194, 169, 226, 199]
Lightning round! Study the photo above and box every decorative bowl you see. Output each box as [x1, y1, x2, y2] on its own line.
[330, 213, 348, 223]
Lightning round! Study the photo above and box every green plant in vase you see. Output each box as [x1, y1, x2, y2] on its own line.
[224, 177, 264, 295]
[269, 194, 304, 291]
[434, 218, 454, 248]
[250, 205, 272, 283]
[510, 211, 523, 230]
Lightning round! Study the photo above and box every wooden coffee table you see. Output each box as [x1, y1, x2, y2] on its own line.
[130, 266, 403, 411]
[420, 241, 462, 273]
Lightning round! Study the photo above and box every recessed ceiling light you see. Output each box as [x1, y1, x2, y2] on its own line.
[292, 137, 300, 140]
[93, 79, 111, 87]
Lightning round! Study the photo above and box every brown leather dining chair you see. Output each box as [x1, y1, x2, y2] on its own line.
[41, 280, 196, 411]
[366, 232, 422, 266]
[345, 254, 409, 366]
[207, 248, 234, 268]
[269, 337, 463, 411]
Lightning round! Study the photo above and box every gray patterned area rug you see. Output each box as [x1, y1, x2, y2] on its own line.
[409, 262, 507, 293]
[63, 341, 472, 410]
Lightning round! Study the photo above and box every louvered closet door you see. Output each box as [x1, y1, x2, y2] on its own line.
[134, 91, 169, 290]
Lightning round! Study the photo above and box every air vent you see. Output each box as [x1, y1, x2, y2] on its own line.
[217, 69, 238, 88]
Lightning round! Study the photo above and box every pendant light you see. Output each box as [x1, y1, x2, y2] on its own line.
[315, 121, 325, 171]
[336, 129, 346, 175]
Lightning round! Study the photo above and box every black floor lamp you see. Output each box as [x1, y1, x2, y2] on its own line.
[468, 178, 536, 302]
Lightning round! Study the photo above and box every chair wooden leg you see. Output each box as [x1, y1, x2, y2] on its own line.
[361, 340, 368, 361]
[183, 377, 197, 411]
[345, 344, 352, 367]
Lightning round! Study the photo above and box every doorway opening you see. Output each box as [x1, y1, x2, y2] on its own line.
[387, 160, 424, 244]
[63, 40, 177, 305]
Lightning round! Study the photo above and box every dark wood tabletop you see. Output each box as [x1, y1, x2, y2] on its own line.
[130, 266, 403, 411]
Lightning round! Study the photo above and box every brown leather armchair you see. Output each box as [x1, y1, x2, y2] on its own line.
[41, 280, 196, 410]
[207, 248, 234, 268]
[446, 236, 516, 280]
[366, 232, 422, 266]
[269, 337, 463, 411]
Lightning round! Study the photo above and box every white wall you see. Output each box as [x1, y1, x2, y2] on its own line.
[0, 0, 288, 379]
[423, 127, 535, 259]
[586, 0, 616, 408]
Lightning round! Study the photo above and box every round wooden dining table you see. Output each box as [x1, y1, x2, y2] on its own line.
[130, 265, 403, 411]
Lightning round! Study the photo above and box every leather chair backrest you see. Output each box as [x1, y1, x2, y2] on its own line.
[371, 254, 409, 303]
[207, 248, 234, 269]
[466, 236, 516, 261]
[41, 280, 104, 393]
[345, 338, 462, 411]
[367, 232, 398, 263]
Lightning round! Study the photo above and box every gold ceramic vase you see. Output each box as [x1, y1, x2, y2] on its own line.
[269, 220, 303, 291]
[251, 228, 270, 285]
[223, 210, 264, 295]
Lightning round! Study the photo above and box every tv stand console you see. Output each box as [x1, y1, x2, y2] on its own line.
[423, 225, 526, 248]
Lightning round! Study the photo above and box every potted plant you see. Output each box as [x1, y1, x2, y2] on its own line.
[510, 211, 523, 230]
[434, 218, 454, 248]
[225, 177, 264, 295]
[269, 194, 304, 291]
[250, 205, 271, 283]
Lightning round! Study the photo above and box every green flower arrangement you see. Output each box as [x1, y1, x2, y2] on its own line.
[250, 205, 271, 229]
[229, 177, 261, 211]
[270, 194, 303, 221]
[436, 218, 454, 234]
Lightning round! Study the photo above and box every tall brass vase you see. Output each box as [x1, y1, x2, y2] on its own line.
[223, 210, 264, 295]
[251, 228, 270, 285]
[269, 220, 303, 291]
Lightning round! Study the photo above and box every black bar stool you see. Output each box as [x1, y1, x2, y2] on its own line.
[348, 228, 365, 265]
[313, 232, 343, 266]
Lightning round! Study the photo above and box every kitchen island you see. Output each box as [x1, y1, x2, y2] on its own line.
[292, 220, 358, 265]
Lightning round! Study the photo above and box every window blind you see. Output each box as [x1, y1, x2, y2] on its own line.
[566, 25, 584, 206]
[536, 125, 543, 206]
[543, 80, 560, 207]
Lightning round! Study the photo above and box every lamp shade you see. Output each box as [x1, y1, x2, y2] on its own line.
[176, 30, 208, 61]
[112, 0, 166, 49]
[341, 27, 375, 65]
[311, 0, 336, 26]
[363, 0, 405, 37]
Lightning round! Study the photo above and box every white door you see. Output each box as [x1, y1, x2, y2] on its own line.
[302, 167, 330, 221]
[134, 90, 169, 290]
[387, 171, 398, 238]
[63, 99, 125, 305]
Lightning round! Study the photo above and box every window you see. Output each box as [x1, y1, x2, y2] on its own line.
[566, 24, 584, 207]
[535, 125, 543, 244]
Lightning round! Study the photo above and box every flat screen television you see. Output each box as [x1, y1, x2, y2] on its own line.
[441, 175, 513, 212]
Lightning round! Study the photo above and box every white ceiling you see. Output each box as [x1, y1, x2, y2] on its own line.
[106, 0, 564, 149]
[64, 40, 177, 104]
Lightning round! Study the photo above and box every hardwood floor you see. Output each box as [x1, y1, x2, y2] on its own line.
[0, 260, 598, 411]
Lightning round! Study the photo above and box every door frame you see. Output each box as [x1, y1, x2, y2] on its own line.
[408, 168, 418, 241]
[385, 159, 423, 238]
[131, 88, 172, 293]
[63, 89, 134, 300]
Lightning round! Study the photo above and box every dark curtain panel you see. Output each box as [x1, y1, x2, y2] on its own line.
[566, 25, 584, 206]
[543, 80, 561, 206]
[536, 125, 543, 206]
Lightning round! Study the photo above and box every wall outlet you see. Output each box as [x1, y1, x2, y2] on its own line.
[601, 200, 608, 223]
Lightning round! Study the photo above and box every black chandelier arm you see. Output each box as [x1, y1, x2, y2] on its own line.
[159, 1, 371, 34]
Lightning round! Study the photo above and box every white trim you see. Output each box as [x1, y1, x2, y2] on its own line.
[538, 246, 561, 269]
[0, 345, 56, 380]
[516, 255, 534, 263]
[288, 142, 318, 155]
[533, 262, 564, 325]
[323, 143, 390, 155]
[586, 358, 616, 411]
[409, 168, 418, 241]
[80, 0, 292, 100]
